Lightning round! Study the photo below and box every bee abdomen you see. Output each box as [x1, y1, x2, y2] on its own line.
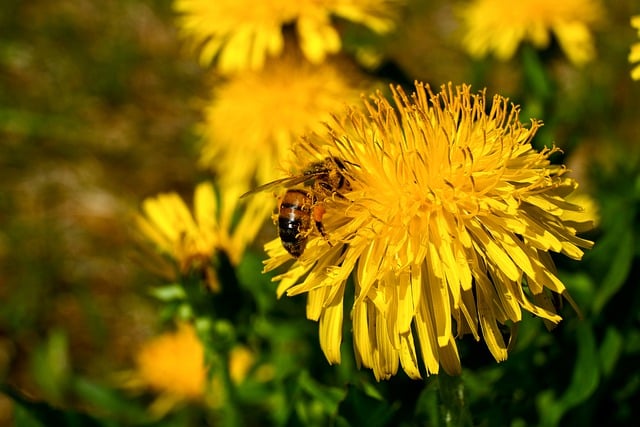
[278, 189, 312, 258]
[278, 223, 306, 257]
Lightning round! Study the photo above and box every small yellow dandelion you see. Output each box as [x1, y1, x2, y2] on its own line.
[174, 0, 401, 73]
[136, 182, 244, 291]
[459, 0, 602, 65]
[630, 15, 640, 80]
[121, 326, 259, 416]
[228, 345, 254, 384]
[264, 82, 594, 380]
[134, 324, 206, 413]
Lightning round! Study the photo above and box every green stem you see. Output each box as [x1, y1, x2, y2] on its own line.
[182, 273, 242, 427]
[217, 347, 241, 427]
[438, 373, 473, 427]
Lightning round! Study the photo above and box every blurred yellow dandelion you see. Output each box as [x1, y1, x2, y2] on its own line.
[136, 182, 245, 291]
[126, 330, 258, 415]
[174, 0, 400, 73]
[196, 54, 370, 251]
[198, 53, 369, 194]
[228, 345, 254, 384]
[135, 324, 206, 414]
[264, 82, 594, 380]
[630, 15, 640, 80]
[459, 0, 602, 65]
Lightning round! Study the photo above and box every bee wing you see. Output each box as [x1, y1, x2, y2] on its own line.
[240, 175, 312, 198]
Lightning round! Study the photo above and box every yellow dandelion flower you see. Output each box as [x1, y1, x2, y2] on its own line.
[459, 0, 602, 65]
[198, 52, 369, 193]
[228, 345, 254, 384]
[136, 182, 244, 291]
[264, 82, 594, 380]
[630, 15, 640, 80]
[174, 0, 400, 73]
[135, 324, 206, 414]
[122, 326, 257, 416]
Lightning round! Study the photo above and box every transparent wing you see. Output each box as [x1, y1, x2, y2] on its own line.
[240, 174, 315, 198]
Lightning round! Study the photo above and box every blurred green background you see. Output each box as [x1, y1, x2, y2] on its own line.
[1, 0, 640, 426]
[0, 0, 204, 422]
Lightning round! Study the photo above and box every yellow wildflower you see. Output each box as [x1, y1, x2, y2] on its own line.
[228, 346, 254, 384]
[174, 0, 401, 73]
[264, 82, 594, 380]
[128, 325, 256, 415]
[459, 0, 602, 65]
[136, 182, 246, 291]
[198, 52, 369, 194]
[630, 15, 640, 80]
[134, 324, 207, 414]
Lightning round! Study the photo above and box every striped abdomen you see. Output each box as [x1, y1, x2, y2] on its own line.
[278, 189, 313, 257]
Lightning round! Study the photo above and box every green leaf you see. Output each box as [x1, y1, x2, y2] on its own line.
[521, 45, 553, 101]
[592, 230, 634, 313]
[437, 374, 473, 427]
[337, 384, 397, 427]
[358, 380, 385, 401]
[414, 379, 440, 427]
[30, 329, 70, 404]
[297, 371, 346, 415]
[598, 327, 623, 378]
[148, 284, 186, 302]
[236, 250, 269, 289]
[70, 377, 150, 424]
[536, 322, 599, 427]
[2, 384, 104, 427]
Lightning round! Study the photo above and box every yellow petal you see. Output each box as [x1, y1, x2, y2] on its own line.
[319, 286, 345, 364]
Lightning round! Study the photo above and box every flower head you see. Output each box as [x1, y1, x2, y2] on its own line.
[459, 0, 602, 65]
[630, 16, 640, 80]
[122, 325, 259, 415]
[174, 0, 400, 73]
[136, 182, 247, 291]
[198, 53, 369, 194]
[264, 82, 594, 380]
[134, 324, 207, 413]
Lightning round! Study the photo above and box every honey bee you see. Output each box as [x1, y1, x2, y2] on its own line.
[242, 157, 351, 257]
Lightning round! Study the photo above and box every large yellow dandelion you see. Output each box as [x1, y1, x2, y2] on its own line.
[174, 0, 400, 73]
[264, 82, 594, 380]
[459, 0, 602, 65]
[630, 15, 640, 80]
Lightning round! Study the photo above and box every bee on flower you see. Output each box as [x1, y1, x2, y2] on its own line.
[263, 82, 595, 381]
[242, 156, 352, 258]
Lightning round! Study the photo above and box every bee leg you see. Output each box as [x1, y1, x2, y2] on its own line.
[315, 219, 333, 247]
[312, 204, 333, 247]
[318, 182, 348, 200]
